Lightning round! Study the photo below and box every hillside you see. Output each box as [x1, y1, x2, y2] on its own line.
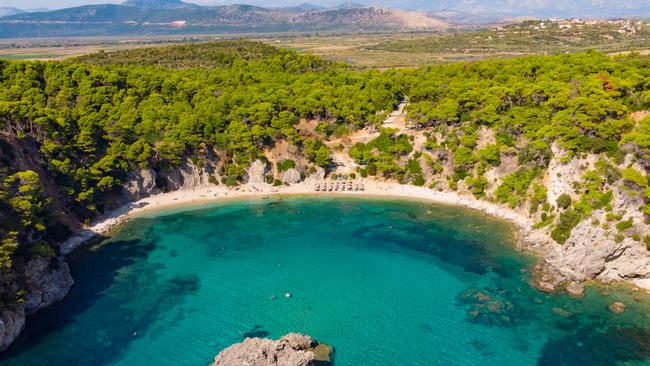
[367, 19, 650, 56]
[1, 41, 650, 353]
[0, 3, 449, 39]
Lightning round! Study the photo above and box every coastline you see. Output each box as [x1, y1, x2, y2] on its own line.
[60, 180, 533, 253]
[59, 180, 650, 294]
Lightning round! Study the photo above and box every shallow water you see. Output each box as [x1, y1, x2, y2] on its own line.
[2, 197, 650, 366]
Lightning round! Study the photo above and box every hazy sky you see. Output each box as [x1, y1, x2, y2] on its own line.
[0, 0, 220, 9]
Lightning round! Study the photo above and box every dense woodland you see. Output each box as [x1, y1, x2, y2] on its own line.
[1, 41, 650, 308]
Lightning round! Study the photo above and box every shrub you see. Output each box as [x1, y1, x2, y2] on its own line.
[622, 167, 647, 189]
[556, 194, 572, 209]
[551, 209, 582, 244]
[273, 179, 283, 186]
[533, 213, 555, 229]
[277, 159, 296, 172]
[476, 144, 501, 167]
[616, 218, 633, 232]
[30, 241, 55, 259]
[494, 168, 539, 208]
[645, 236, 650, 250]
[222, 176, 239, 187]
[466, 175, 488, 198]
[413, 176, 426, 187]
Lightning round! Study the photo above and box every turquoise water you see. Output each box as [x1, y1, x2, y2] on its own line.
[2, 197, 650, 366]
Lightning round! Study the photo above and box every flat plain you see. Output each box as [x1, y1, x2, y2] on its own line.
[1, 19, 649, 68]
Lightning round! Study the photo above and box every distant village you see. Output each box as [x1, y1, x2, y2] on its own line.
[518, 18, 649, 35]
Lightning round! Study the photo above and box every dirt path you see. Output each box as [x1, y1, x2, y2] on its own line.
[325, 100, 413, 174]
[382, 100, 408, 131]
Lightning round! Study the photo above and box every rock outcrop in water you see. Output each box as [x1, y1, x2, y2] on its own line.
[0, 309, 24, 352]
[0, 258, 73, 352]
[212, 333, 330, 366]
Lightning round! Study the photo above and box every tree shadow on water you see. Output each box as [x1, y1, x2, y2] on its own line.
[537, 325, 650, 366]
[0, 236, 201, 366]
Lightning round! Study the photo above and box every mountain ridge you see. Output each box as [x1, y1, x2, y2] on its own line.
[0, 3, 449, 38]
[121, 0, 201, 9]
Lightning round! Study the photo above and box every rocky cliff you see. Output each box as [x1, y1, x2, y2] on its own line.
[515, 146, 650, 292]
[0, 258, 73, 351]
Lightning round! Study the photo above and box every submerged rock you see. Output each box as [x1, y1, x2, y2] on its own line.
[566, 281, 585, 298]
[609, 302, 626, 314]
[211, 333, 331, 366]
[312, 343, 333, 363]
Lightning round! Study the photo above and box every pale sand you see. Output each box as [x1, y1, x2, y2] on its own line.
[60, 180, 532, 254]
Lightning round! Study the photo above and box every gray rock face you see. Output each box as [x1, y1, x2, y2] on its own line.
[212, 333, 317, 366]
[303, 166, 325, 184]
[22, 258, 74, 314]
[160, 157, 219, 191]
[0, 257, 73, 352]
[0, 309, 24, 352]
[244, 160, 269, 184]
[519, 149, 650, 292]
[123, 167, 160, 201]
[281, 168, 302, 184]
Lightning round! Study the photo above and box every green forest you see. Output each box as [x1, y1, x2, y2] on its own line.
[1, 41, 650, 308]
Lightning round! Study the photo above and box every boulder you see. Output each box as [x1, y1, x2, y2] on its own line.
[281, 168, 302, 184]
[303, 166, 325, 184]
[22, 258, 74, 314]
[122, 167, 160, 201]
[566, 281, 585, 298]
[609, 302, 626, 314]
[160, 158, 217, 191]
[244, 160, 269, 184]
[212, 333, 326, 366]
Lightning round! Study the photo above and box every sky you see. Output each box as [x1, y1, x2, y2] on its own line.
[0, 0, 211, 9]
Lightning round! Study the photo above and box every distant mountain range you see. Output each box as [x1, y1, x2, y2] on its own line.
[1, 0, 647, 39]
[0, 0, 449, 38]
[0, 7, 49, 17]
[257, 0, 650, 19]
[122, 0, 200, 9]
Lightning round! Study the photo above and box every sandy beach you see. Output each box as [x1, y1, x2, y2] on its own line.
[60, 180, 533, 254]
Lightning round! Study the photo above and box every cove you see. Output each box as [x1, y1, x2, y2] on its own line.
[1, 196, 650, 366]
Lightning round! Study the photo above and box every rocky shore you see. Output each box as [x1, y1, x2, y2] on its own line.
[212, 333, 331, 366]
[0, 258, 73, 351]
[2, 151, 650, 353]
